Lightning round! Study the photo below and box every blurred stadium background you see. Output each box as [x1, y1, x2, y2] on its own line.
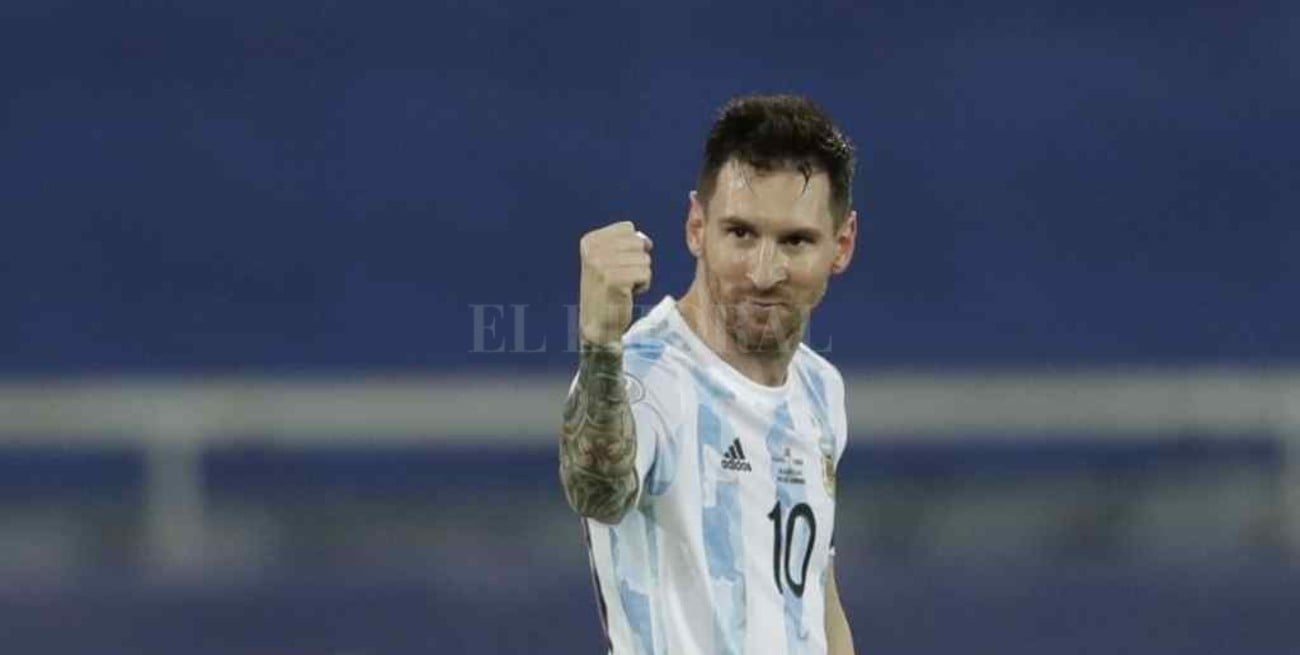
[2, 0, 1298, 653]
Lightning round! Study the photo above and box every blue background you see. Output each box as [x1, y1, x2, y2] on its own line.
[4, 0, 1296, 372]
[1, 0, 1297, 653]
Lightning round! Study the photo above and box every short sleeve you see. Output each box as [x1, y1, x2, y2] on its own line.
[622, 341, 683, 504]
[827, 367, 849, 464]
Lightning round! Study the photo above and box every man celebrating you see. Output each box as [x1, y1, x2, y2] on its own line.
[561, 94, 858, 655]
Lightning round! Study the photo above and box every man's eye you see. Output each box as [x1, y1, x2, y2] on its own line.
[727, 227, 753, 239]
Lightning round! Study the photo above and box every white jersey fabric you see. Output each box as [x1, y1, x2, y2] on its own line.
[582, 296, 848, 655]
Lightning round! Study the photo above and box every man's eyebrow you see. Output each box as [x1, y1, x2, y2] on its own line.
[716, 215, 754, 227]
[782, 227, 822, 241]
[717, 216, 824, 240]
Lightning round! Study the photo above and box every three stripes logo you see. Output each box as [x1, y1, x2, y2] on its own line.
[721, 438, 752, 472]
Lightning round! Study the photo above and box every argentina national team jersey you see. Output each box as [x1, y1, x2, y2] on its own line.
[581, 296, 849, 655]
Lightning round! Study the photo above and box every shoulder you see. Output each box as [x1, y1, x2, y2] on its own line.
[618, 315, 692, 414]
[620, 298, 693, 378]
[794, 344, 846, 399]
[796, 344, 850, 460]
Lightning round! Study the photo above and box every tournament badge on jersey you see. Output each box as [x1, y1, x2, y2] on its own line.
[623, 372, 646, 404]
[822, 453, 836, 497]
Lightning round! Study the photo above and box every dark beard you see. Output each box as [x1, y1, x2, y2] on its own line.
[705, 270, 803, 355]
[725, 304, 803, 355]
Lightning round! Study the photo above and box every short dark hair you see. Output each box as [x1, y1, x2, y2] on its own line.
[696, 94, 856, 224]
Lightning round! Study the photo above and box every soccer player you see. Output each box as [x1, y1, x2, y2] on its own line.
[560, 94, 858, 655]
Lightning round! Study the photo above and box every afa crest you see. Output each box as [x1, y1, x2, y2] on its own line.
[821, 453, 836, 497]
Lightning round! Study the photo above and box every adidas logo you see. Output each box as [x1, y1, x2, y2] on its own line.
[721, 438, 752, 472]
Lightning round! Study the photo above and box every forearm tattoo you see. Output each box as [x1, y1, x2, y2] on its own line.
[560, 341, 639, 524]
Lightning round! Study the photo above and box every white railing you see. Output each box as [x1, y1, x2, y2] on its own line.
[1, 366, 1298, 575]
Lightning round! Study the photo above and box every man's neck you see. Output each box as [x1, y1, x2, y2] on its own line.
[677, 283, 796, 388]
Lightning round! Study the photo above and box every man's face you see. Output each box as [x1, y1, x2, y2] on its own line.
[687, 159, 856, 354]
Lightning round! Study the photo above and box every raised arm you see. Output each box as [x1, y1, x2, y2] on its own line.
[560, 342, 638, 523]
[559, 221, 653, 524]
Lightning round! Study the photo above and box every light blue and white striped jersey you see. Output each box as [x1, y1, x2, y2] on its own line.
[583, 296, 848, 655]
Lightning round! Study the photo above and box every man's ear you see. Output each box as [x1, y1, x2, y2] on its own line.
[830, 210, 857, 274]
[686, 190, 706, 257]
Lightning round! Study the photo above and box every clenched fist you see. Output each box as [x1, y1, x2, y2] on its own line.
[579, 221, 654, 346]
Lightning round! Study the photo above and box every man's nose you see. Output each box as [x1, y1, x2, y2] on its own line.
[746, 239, 788, 290]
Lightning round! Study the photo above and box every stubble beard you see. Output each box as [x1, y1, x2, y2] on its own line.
[703, 265, 806, 357]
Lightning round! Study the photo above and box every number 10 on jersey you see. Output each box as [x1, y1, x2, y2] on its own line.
[767, 501, 817, 598]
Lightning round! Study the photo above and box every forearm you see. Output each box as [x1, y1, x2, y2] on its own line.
[827, 599, 855, 655]
[826, 563, 856, 655]
[559, 341, 639, 524]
